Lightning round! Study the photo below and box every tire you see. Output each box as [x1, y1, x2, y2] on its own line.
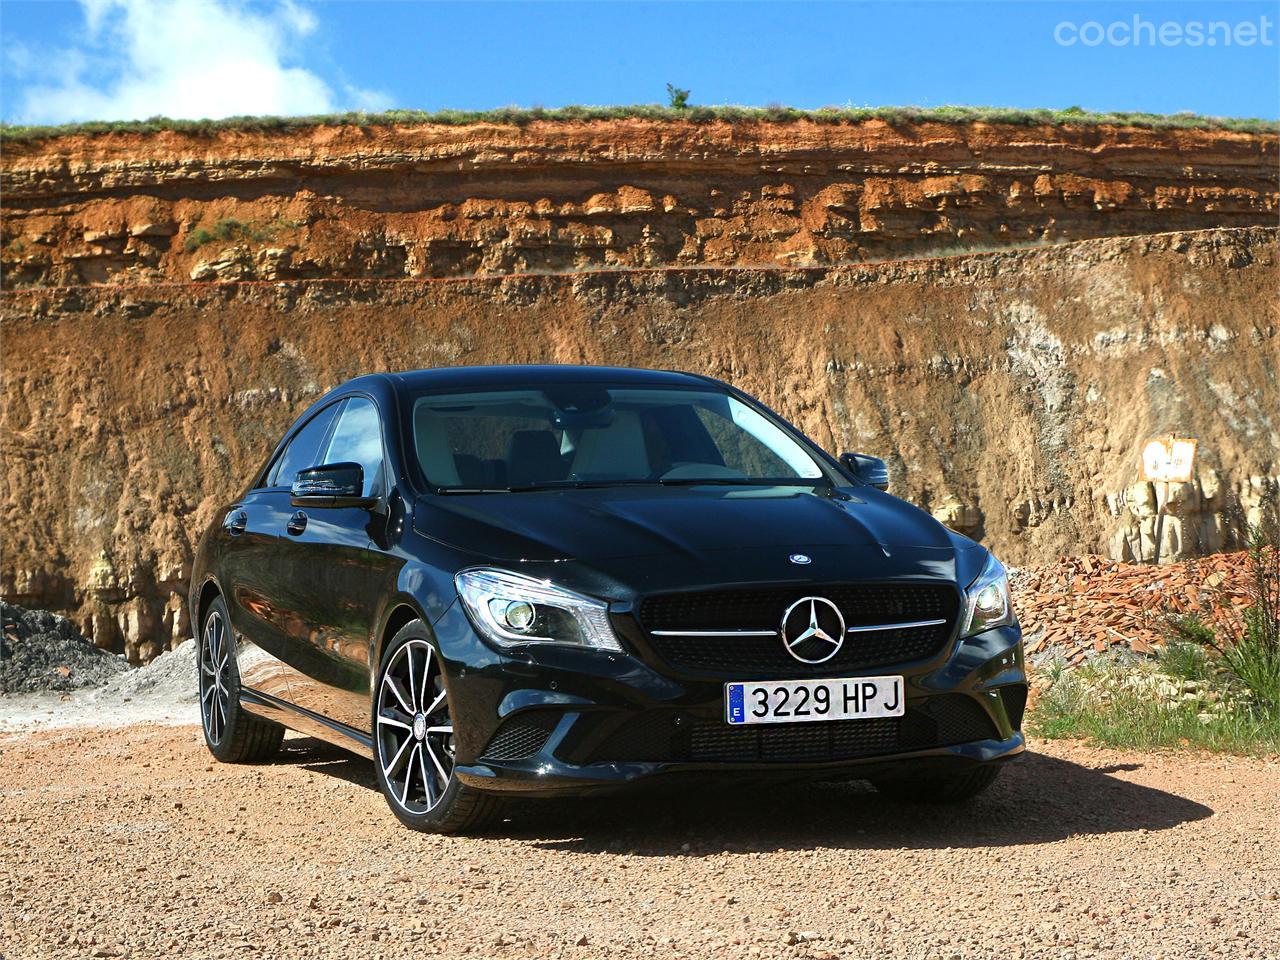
[871, 765, 1001, 803]
[372, 620, 504, 834]
[199, 595, 284, 763]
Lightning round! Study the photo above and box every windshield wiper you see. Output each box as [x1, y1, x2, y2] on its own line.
[656, 477, 831, 487]
[505, 479, 659, 492]
[439, 477, 830, 494]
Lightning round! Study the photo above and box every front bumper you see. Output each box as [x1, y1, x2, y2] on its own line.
[431, 600, 1027, 797]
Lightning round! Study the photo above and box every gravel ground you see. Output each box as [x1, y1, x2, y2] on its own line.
[1, 724, 1276, 960]
[0, 602, 129, 693]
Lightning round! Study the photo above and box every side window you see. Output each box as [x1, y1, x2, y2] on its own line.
[321, 397, 385, 497]
[265, 404, 341, 488]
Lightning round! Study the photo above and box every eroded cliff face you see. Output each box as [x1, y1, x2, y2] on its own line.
[3, 119, 1275, 288]
[2, 227, 1276, 661]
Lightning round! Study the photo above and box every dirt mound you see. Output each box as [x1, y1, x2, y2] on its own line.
[0, 601, 128, 693]
[91, 638, 196, 705]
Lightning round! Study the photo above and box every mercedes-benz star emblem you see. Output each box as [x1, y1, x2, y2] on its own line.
[780, 596, 846, 664]
[788, 553, 812, 565]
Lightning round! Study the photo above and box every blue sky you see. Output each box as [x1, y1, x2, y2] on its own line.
[2, 1, 1277, 124]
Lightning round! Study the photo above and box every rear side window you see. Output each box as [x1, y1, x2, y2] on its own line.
[321, 397, 385, 497]
[265, 404, 341, 488]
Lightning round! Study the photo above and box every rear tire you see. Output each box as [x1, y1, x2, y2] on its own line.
[871, 765, 1001, 803]
[372, 620, 504, 834]
[199, 596, 284, 763]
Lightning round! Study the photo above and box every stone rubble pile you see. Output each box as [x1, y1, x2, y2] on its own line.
[0, 601, 129, 693]
[1013, 550, 1257, 665]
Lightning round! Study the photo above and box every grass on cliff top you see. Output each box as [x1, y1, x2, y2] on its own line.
[2, 104, 1275, 143]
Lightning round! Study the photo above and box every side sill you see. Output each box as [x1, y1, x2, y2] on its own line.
[240, 687, 374, 760]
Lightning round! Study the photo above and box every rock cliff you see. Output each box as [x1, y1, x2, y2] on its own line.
[1, 119, 1276, 660]
[3, 119, 1275, 288]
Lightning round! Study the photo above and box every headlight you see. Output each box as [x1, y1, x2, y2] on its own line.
[455, 568, 623, 652]
[960, 554, 1014, 637]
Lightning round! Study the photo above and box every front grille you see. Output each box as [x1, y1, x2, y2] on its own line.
[571, 694, 998, 765]
[479, 710, 560, 762]
[638, 582, 959, 678]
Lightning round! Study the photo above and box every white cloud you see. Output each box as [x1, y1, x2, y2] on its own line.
[9, 0, 383, 123]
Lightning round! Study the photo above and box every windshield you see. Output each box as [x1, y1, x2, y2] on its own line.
[408, 384, 831, 491]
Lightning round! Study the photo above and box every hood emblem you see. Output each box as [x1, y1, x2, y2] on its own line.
[788, 553, 812, 565]
[781, 596, 846, 664]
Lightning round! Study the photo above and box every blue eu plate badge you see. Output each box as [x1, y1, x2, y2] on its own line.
[727, 683, 746, 724]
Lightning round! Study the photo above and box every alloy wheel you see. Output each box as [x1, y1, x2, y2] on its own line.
[200, 611, 231, 745]
[376, 638, 455, 812]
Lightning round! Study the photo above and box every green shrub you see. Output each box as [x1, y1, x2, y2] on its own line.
[1156, 638, 1213, 682]
[666, 85, 690, 110]
[183, 216, 296, 252]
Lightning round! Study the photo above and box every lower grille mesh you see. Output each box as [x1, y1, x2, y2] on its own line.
[571, 694, 998, 765]
[480, 710, 560, 762]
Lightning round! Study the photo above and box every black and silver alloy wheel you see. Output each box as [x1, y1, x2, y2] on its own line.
[372, 621, 503, 833]
[197, 594, 283, 763]
[376, 637, 455, 812]
[200, 609, 231, 746]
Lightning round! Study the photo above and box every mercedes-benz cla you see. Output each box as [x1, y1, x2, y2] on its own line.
[190, 366, 1026, 832]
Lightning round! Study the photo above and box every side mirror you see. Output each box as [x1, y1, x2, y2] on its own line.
[839, 452, 890, 492]
[291, 462, 377, 509]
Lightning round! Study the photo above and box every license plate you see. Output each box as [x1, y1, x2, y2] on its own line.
[725, 676, 905, 725]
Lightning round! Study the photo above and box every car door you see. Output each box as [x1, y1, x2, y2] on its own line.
[275, 395, 390, 732]
[218, 402, 342, 703]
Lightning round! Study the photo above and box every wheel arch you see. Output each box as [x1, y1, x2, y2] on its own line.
[375, 600, 429, 670]
[195, 576, 224, 634]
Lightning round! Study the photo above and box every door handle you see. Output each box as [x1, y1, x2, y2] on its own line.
[286, 511, 308, 536]
[224, 510, 247, 536]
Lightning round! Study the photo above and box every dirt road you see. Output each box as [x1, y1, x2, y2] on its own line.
[1, 724, 1277, 960]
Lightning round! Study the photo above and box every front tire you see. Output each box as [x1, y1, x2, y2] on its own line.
[871, 765, 1001, 803]
[199, 596, 283, 763]
[372, 621, 503, 833]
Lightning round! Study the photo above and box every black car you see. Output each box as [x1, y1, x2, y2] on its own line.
[190, 365, 1025, 832]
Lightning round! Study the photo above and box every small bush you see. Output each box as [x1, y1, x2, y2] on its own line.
[1156, 638, 1213, 682]
[666, 84, 690, 110]
[183, 216, 296, 253]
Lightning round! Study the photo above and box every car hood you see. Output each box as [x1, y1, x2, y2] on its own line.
[414, 485, 987, 594]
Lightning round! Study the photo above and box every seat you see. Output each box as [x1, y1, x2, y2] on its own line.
[506, 430, 564, 486]
[569, 411, 650, 479]
[413, 410, 461, 487]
